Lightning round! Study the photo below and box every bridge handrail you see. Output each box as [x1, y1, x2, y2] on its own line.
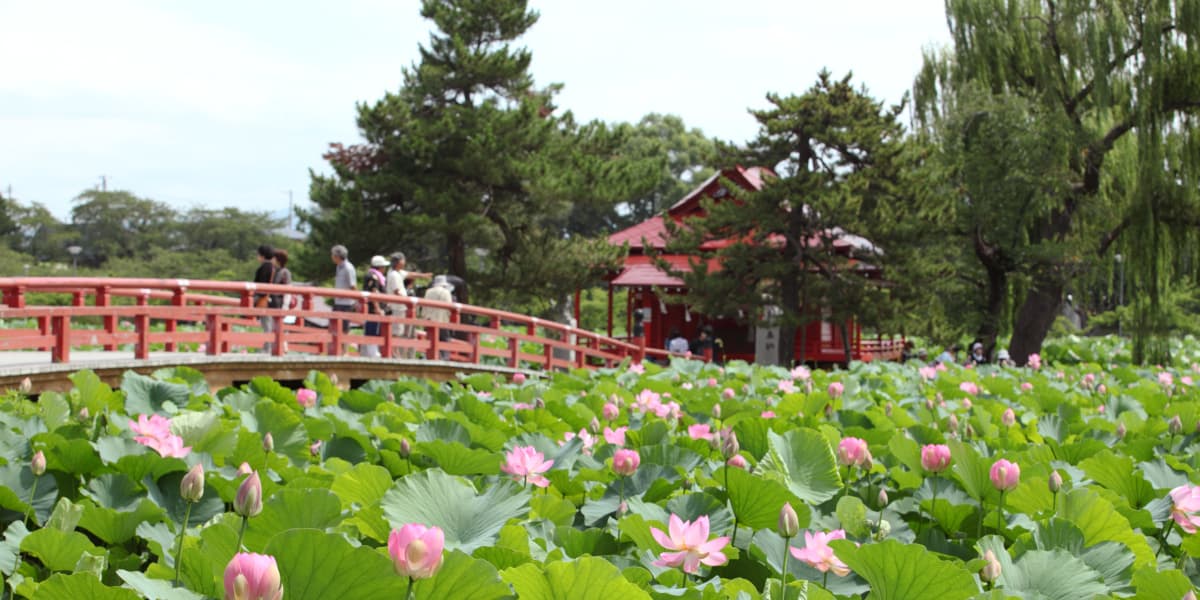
[0, 277, 646, 370]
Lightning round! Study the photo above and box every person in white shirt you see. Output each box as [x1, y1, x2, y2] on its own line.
[386, 252, 431, 358]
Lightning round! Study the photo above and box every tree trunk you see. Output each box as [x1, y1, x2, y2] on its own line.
[447, 231, 469, 305]
[839, 322, 852, 365]
[978, 263, 1007, 358]
[1009, 276, 1062, 365]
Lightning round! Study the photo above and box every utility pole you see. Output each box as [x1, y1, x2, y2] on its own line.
[283, 190, 293, 231]
[98, 175, 110, 191]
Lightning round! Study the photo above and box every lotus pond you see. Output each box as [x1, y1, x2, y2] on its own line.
[3, 341, 1200, 599]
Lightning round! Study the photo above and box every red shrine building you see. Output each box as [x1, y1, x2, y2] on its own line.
[604, 166, 904, 365]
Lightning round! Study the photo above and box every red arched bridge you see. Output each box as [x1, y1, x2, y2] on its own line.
[0, 277, 662, 392]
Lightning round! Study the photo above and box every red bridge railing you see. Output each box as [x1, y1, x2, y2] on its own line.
[0, 277, 646, 371]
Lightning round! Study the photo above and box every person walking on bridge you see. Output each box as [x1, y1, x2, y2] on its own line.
[330, 245, 357, 335]
[420, 275, 454, 360]
[253, 244, 276, 352]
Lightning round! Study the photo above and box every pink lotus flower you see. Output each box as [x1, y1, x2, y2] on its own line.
[761, 410, 776, 419]
[688, 424, 714, 441]
[224, 552, 283, 600]
[962, 398, 973, 410]
[512, 372, 526, 384]
[1097, 384, 1107, 394]
[602, 402, 619, 421]
[959, 381, 979, 396]
[1160, 372, 1176, 388]
[990, 459, 1020, 491]
[237, 462, 253, 476]
[681, 382, 694, 390]
[778, 379, 797, 394]
[707, 377, 719, 387]
[1027, 353, 1041, 369]
[31, 451, 46, 476]
[141, 433, 192, 458]
[310, 440, 322, 457]
[1083, 373, 1096, 386]
[828, 382, 844, 398]
[612, 448, 640, 476]
[628, 362, 645, 374]
[296, 388, 317, 408]
[791, 365, 811, 380]
[561, 429, 595, 455]
[650, 514, 730, 574]
[1020, 382, 1033, 392]
[1098, 404, 1106, 413]
[920, 444, 952, 473]
[918, 366, 937, 381]
[1170, 485, 1200, 533]
[501, 446, 554, 488]
[234, 471, 263, 518]
[726, 454, 748, 469]
[388, 523, 445, 580]
[130, 414, 172, 439]
[603, 426, 627, 446]
[935, 362, 948, 371]
[722, 387, 735, 399]
[837, 437, 870, 467]
[513, 402, 534, 411]
[1184, 376, 1194, 386]
[790, 530, 851, 576]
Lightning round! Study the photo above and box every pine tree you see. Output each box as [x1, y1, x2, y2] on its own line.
[666, 72, 905, 365]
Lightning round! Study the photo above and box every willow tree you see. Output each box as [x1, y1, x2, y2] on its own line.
[915, 0, 1200, 364]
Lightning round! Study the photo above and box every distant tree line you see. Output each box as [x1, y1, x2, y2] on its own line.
[0, 190, 288, 281]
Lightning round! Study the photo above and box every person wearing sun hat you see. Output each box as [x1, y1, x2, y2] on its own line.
[361, 255, 390, 358]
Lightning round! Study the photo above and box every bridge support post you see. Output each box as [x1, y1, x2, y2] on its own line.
[329, 318, 342, 356]
[428, 324, 440, 361]
[51, 315, 70, 363]
[206, 314, 221, 356]
[273, 315, 285, 356]
[1, 285, 24, 308]
[166, 288, 186, 352]
[135, 313, 150, 360]
[97, 286, 116, 351]
[381, 318, 392, 359]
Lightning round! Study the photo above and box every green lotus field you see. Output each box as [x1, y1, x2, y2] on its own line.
[3, 336, 1200, 599]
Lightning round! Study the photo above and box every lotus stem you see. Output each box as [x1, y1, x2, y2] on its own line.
[24, 476, 39, 527]
[236, 515, 249, 551]
[781, 536, 791, 600]
[405, 576, 415, 600]
[173, 501, 194, 586]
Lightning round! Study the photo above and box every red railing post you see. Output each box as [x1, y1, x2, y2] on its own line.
[381, 316, 393, 359]
[38, 316, 50, 351]
[97, 286, 116, 351]
[428, 324, 440, 360]
[1, 284, 24, 308]
[206, 314, 221, 356]
[51, 314, 70, 363]
[165, 288, 186, 352]
[329, 317, 342, 356]
[273, 315, 285, 357]
[135, 312, 150, 360]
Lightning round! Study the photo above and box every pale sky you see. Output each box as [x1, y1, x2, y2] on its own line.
[0, 1, 951, 221]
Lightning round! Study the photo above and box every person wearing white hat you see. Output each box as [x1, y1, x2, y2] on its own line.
[421, 275, 454, 359]
[361, 255, 390, 357]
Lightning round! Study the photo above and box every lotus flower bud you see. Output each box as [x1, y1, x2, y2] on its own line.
[30, 451, 46, 477]
[19, 377, 32, 394]
[224, 552, 283, 600]
[964, 424, 975, 439]
[78, 407, 90, 422]
[727, 454, 748, 470]
[925, 398, 935, 411]
[513, 372, 526, 384]
[612, 449, 640, 477]
[589, 417, 601, 435]
[824, 404, 834, 419]
[330, 373, 339, 386]
[262, 433, 274, 453]
[534, 398, 545, 410]
[234, 472, 263, 518]
[721, 429, 740, 459]
[948, 414, 959, 433]
[1001, 408, 1016, 427]
[295, 388, 317, 408]
[400, 438, 412, 459]
[980, 550, 1002, 582]
[387, 524, 445, 580]
[310, 440, 322, 457]
[180, 463, 205, 503]
[712, 404, 721, 419]
[1116, 422, 1127, 439]
[617, 501, 629, 517]
[778, 502, 800, 538]
[1170, 415, 1184, 435]
[237, 462, 253, 476]
[878, 488, 889, 507]
[1049, 470, 1063, 493]
[884, 402, 893, 417]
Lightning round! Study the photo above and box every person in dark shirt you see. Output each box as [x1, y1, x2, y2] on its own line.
[690, 326, 714, 360]
[253, 244, 276, 351]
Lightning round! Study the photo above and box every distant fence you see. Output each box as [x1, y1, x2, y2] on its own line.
[0, 277, 647, 371]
